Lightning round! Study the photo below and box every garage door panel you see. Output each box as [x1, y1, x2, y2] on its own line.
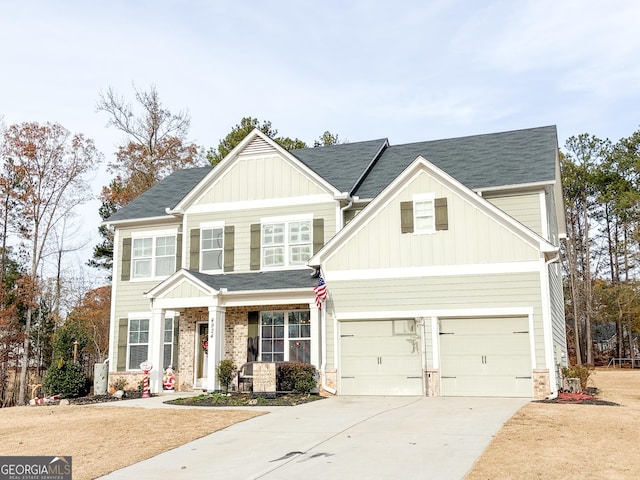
[439, 317, 533, 398]
[340, 319, 423, 396]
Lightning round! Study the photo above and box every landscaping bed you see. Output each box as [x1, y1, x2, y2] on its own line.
[165, 391, 325, 407]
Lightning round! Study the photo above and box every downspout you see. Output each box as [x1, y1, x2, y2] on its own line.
[544, 248, 561, 400]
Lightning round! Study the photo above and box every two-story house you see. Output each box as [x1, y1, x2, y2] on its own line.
[105, 125, 567, 399]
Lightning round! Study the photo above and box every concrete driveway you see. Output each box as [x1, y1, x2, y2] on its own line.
[99, 395, 527, 480]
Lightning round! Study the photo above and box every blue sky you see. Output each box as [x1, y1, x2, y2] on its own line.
[1, 0, 639, 278]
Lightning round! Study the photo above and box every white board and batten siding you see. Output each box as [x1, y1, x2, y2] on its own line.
[484, 192, 543, 237]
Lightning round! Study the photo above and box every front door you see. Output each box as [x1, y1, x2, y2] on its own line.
[195, 323, 208, 388]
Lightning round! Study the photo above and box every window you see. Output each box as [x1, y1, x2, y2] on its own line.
[128, 318, 149, 369]
[262, 220, 312, 268]
[163, 317, 174, 369]
[413, 193, 435, 233]
[131, 235, 176, 279]
[260, 310, 311, 363]
[201, 227, 223, 271]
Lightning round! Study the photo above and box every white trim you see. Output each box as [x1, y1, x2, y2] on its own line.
[185, 194, 336, 214]
[199, 220, 225, 229]
[325, 261, 543, 282]
[260, 213, 313, 223]
[199, 223, 225, 274]
[412, 192, 436, 234]
[337, 307, 534, 321]
[131, 228, 177, 238]
[108, 229, 121, 371]
[430, 317, 439, 369]
[103, 215, 179, 227]
[475, 180, 553, 194]
[539, 262, 556, 393]
[539, 190, 549, 241]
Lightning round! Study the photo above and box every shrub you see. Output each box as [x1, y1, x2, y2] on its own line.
[277, 362, 317, 394]
[42, 361, 88, 398]
[110, 377, 127, 391]
[562, 365, 591, 391]
[217, 359, 236, 393]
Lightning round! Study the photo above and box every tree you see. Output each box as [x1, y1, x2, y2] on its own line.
[206, 117, 307, 166]
[314, 131, 345, 147]
[65, 285, 111, 362]
[91, 85, 205, 271]
[1, 121, 99, 404]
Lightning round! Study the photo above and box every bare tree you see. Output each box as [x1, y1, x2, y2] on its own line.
[1, 121, 100, 404]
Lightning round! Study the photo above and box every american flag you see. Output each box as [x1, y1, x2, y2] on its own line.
[314, 276, 327, 309]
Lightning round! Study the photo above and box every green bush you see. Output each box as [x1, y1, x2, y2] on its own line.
[42, 361, 88, 398]
[277, 362, 317, 394]
[562, 365, 591, 391]
[217, 359, 236, 393]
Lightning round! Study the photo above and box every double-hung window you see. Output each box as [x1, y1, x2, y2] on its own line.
[413, 193, 436, 234]
[128, 318, 149, 370]
[262, 216, 312, 268]
[163, 317, 174, 369]
[260, 310, 311, 363]
[131, 232, 176, 279]
[201, 226, 224, 272]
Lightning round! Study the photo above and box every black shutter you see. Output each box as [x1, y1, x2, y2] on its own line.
[250, 224, 261, 270]
[313, 218, 324, 254]
[224, 225, 235, 272]
[400, 201, 414, 233]
[190, 229, 200, 271]
[121, 238, 131, 281]
[176, 233, 182, 271]
[435, 198, 448, 231]
[117, 318, 128, 371]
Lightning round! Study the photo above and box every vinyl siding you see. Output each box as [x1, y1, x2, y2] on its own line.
[185, 202, 337, 272]
[326, 171, 539, 270]
[328, 272, 546, 369]
[196, 153, 327, 204]
[114, 223, 182, 320]
[485, 192, 543, 237]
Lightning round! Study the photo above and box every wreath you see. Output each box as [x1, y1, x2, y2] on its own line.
[201, 334, 208, 354]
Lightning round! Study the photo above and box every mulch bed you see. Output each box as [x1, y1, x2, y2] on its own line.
[165, 392, 325, 407]
[535, 391, 619, 406]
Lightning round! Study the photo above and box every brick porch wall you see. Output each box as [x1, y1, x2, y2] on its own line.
[224, 304, 311, 372]
[533, 369, 551, 399]
[177, 308, 207, 391]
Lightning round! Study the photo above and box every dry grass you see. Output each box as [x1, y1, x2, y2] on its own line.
[2, 369, 638, 480]
[0, 405, 263, 480]
[466, 368, 640, 479]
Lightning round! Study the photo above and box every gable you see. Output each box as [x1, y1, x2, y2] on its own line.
[195, 138, 331, 205]
[145, 269, 218, 300]
[311, 156, 556, 273]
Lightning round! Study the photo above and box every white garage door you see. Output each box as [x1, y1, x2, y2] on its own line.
[340, 319, 423, 395]
[439, 317, 532, 397]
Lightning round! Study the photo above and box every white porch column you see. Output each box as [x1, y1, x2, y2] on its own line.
[310, 304, 320, 368]
[206, 306, 226, 392]
[148, 308, 166, 393]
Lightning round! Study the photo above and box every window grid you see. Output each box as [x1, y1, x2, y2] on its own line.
[414, 199, 435, 233]
[128, 318, 149, 370]
[163, 317, 174, 369]
[260, 310, 311, 363]
[201, 227, 224, 271]
[131, 235, 176, 279]
[262, 221, 312, 268]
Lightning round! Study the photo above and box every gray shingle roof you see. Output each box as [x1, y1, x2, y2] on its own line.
[106, 126, 557, 222]
[290, 139, 388, 193]
[106, 166, 212, 223]
[353, 126, 558, 198]
[188, 268, 317, 292]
